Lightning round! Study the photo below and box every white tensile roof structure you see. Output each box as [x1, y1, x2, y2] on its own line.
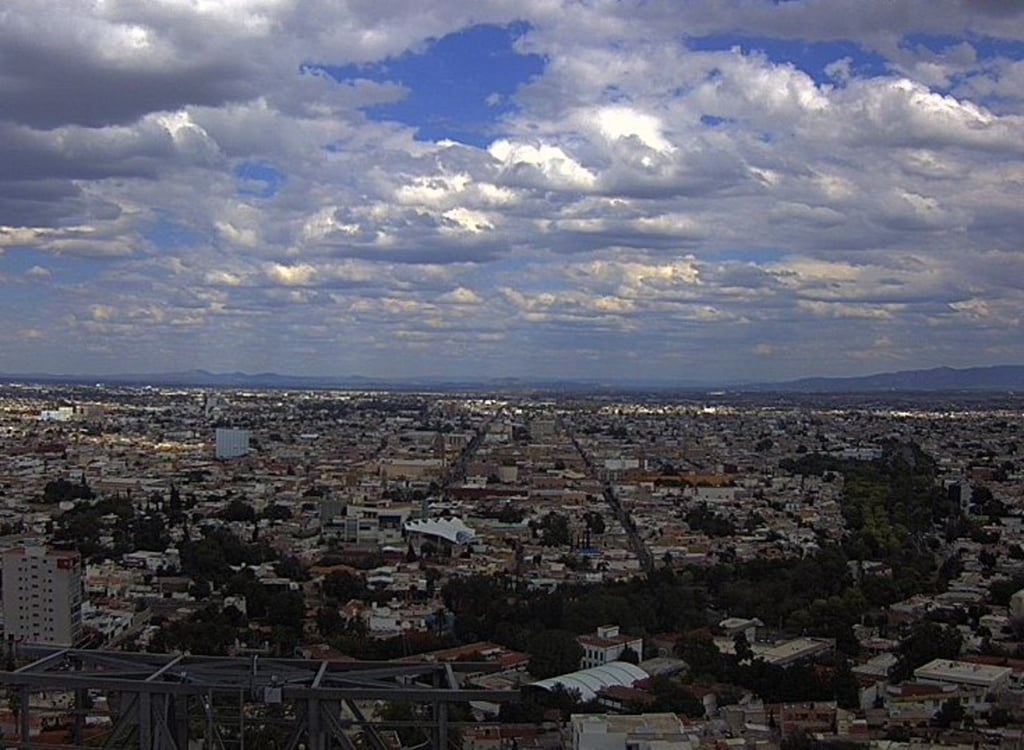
[404, 517, 477, 545]
[529, 661, 649, 702]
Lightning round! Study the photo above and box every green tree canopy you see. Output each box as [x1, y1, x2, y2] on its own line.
[220, 498, 256, 523]
[527, 629, 583, 678]
[535, 512, 571, 547]
[41, 477, 94, 504]
[896, 622, 962, 680]
[647, 675, 705, 717]
[322, 570, 368, 603]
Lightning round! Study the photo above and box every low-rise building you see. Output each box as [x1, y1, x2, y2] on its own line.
[569, 713, 700, 750]
[913, 659, 1013, 692]
[578, 625, 644, 669]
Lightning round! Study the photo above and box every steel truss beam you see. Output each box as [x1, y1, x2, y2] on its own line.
[0, 645, 519, 749]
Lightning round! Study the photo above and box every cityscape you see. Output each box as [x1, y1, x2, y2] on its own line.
[2, 0, 1024, 748]
[0, 380, 1022, 749]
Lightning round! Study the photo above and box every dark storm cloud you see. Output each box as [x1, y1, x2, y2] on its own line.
[0, 23, 260, 129]
[0, 180, 87, 227]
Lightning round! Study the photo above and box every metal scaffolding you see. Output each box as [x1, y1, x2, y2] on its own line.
[0, 645, 519, 749]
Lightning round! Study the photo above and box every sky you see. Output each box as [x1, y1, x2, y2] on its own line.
[1, 0, 1023, 384]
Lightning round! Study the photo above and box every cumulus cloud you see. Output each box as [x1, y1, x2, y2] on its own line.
[0, 0, 1022, 379]
[488, 139, 598, 190]
[439, 286, 484, 305]
[25, 265, 52, 279]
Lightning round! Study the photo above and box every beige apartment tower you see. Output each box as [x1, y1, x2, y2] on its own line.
[2, 546, 84, 646]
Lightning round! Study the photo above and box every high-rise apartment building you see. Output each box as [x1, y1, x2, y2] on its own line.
[215, 427, 251, 459]
[2, 546, 84, 646]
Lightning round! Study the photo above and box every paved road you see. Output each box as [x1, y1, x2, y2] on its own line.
[569, 432, 655, 575]
[440, 412, 499, 493]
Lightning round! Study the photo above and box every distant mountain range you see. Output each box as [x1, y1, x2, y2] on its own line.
[1, 369, 419, 391]
[0, 368, 631, 393]
[756, 365, 1024, 393]
[1, 364, 1023, 393]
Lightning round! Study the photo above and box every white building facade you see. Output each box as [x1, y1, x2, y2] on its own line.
[577, 625, 644, 670]
[2, 546, 84, 646]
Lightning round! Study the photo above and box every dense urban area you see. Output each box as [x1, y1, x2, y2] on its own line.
[0, 382, 1023, 750]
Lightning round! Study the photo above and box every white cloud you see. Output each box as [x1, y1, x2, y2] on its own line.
[442, 208, 495, 234]
[266, 263, 317, 286]
[205, 270, 244, 286]
[591, 106, 675, 153]
[1, 0, 1023, 379]
[439, 286, 483, 305]
[797, 300, 897, 320]
[488, 139, 598, 190]
[949, 298, 992, 320]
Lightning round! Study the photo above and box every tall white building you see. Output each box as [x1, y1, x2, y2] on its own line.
[215, 427, 251, 459]
[2, 546, 84, 646]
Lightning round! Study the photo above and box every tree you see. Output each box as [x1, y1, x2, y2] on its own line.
[585, 512, 606, 535]
[322, 570, 367, 603]
[647, 675, 704, 717]
[132, 514, 169, 552]
[261, 503, 293, 521]
[988, 706, 1011, 728]
[220, 498, 256, 523]
[189, 577, 212, 600]
[933, 697, 964, 728]
[497, 504, 525, 523]
[180, 538, 231, 585]
[896, 622, 962, 680]
[781, 730, 814, 750]
[989, 575, 1024, 606]
[150, 606, 238, 655]
[498, 692, 545, 724]
[41, 478, 94, 504]
[734, 632, 754, 663]
[684, 503, 735, 537]
[676, 630, 724, 680]
[223, 604, 247, 628]
[268, 625, 300, 657]
[536, 684, 584, 720]
[619, 645, 640, 664]
[563, 593, 637, 634]
[316, 607, 345, 637]
[273, 555, 309, 582]
[167, 484, 186, 527]
[535, 512, 571, 547]
[265, 590, 306, 631]
[971, 485, 994, 508]
[376, 702, 428, 747]
[830, 655, 860, 710]
[527, 629, 583, 678]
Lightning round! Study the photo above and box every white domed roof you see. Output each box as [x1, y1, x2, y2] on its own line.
[529, 661, 648, 701]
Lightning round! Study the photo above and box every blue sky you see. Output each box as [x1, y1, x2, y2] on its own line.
[686, 35, 890, 83]
[318, 23, 545, 147]
[1, 0, 1023, 383]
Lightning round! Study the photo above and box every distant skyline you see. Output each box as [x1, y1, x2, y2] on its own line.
[1, 1, 1022, 382]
